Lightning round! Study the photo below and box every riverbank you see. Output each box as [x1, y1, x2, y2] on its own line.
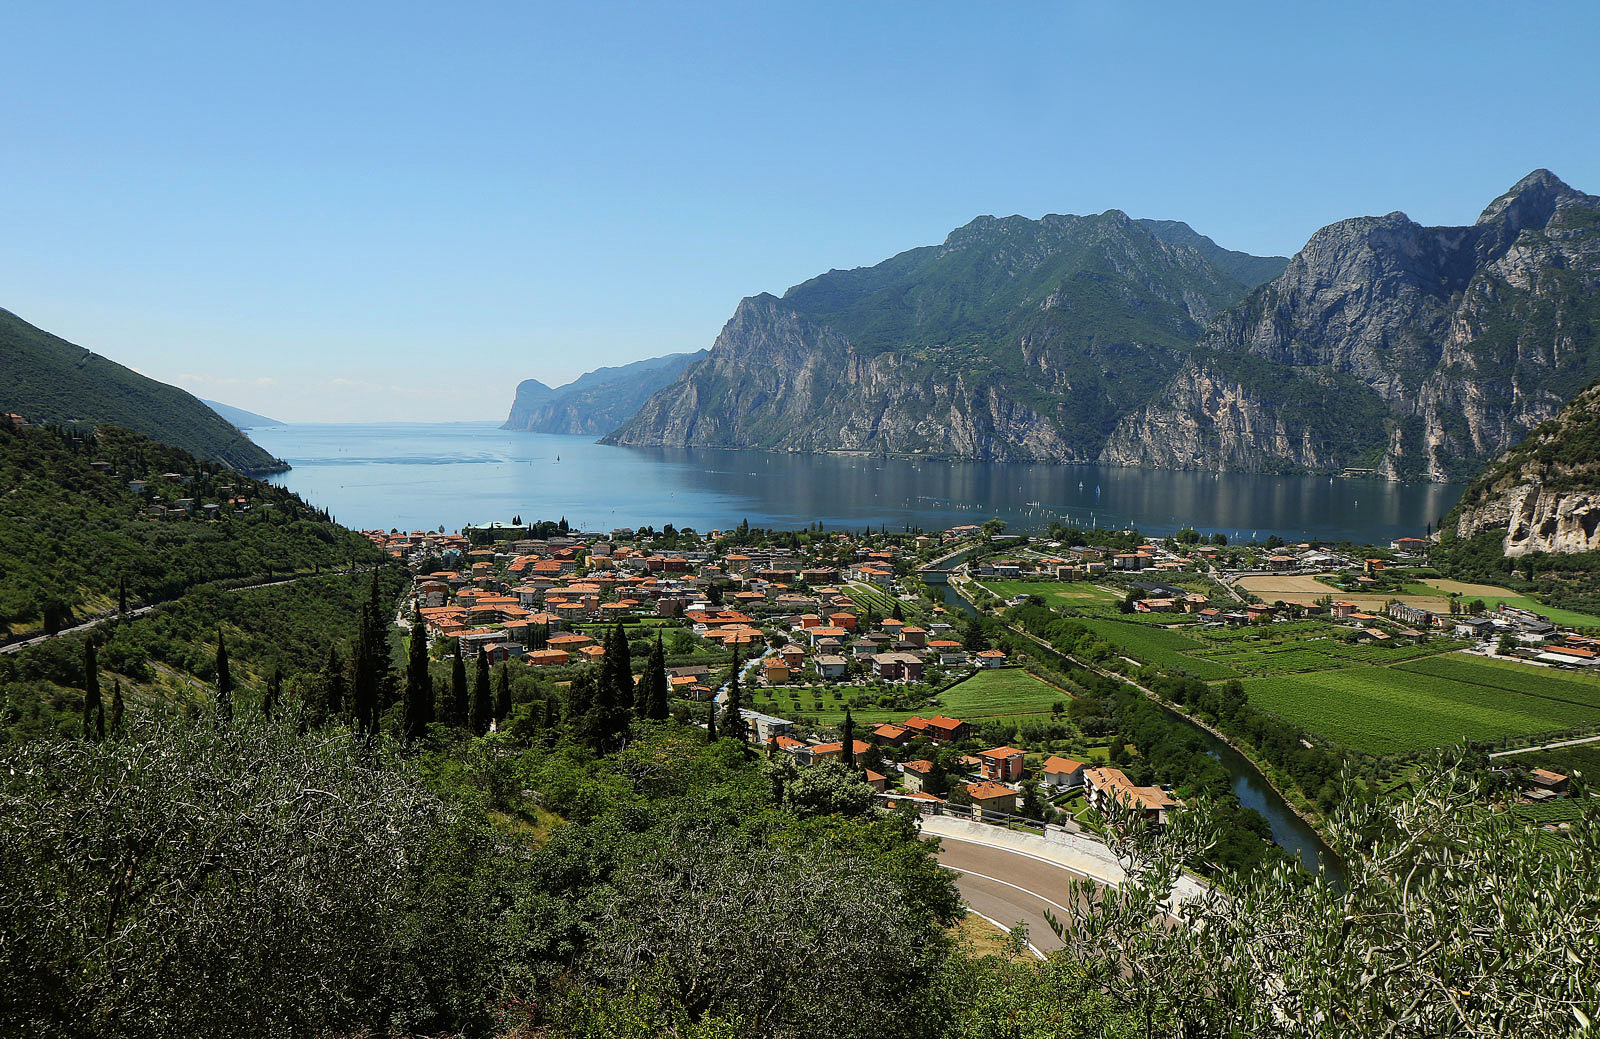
[945, 572, 1341, 874]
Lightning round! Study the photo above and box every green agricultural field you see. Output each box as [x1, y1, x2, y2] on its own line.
[748, 668, 1070, 729]
[1395, 655, 1600, 710]
[938, 668, 1071, 718]
[1517, 740, 1600, 778]
[842, 583, 930, 624]
[978, 580, 1120, 608]
[1072, 618, 1241, 680]
[1473, 597, 1600, 629]
[1241, 664, 1600, 755]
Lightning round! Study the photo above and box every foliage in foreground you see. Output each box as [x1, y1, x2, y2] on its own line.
[1051, 762, 1599, 1036]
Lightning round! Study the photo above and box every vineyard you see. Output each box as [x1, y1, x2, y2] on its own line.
[1071, 618, 1241, 680]
[1241, 663, 1600, 755]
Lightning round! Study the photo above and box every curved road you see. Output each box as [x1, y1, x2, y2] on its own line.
[936, 834, 1099, 955]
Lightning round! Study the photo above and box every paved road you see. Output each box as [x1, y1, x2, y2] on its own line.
[1490, 732, 1600, 758]
[936, 834, 1099, 955]
[1, 572, 339, 655]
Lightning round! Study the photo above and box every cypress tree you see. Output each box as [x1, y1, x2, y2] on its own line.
[720, 644, 747, 744]
[494, 663, 512, 726]
[321, 644, 346, 725]
[842, 708, 856, 769]
[450, 641, 468, 728]
[215, 630, 233, 725]
[470, 648, 492, 736]
[606, 622, 634, 719]
[646, 632, 670, 721]
[705, 702, 718, 742]
[402, 609, 432, 742]
[110, 679, 124, 737]
[263, 663, 282, 720]
[82, 640, 103, 740]
[351, 609, 376, 732]
[632, 632, 654, 718]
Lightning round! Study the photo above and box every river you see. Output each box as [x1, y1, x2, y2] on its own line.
[925, 563, 1342, 881]
[251, 422, 1463, 542]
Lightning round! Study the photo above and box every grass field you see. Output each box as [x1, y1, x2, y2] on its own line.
[1395, 655, 1600, 709]
[842, 582, 931, 624]
[748, 667, 1069, 729]
[1242, 656, 1600, 755]
[938, 668, 1070, 718]
[977, 580, 1120, 608]
[1071, 618, 1242, 680]
[1418, 584, 1600, 629]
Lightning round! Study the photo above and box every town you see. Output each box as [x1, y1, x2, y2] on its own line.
[363, 516, 1597, 841]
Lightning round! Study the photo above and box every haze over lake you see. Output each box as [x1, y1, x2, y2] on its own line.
[253, 422, 1465, 542]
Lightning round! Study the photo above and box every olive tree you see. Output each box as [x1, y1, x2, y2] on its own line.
[1050, 762, 1599, 1037]
[0, 713, 497, 1039]
[591, 822, 946, 1039]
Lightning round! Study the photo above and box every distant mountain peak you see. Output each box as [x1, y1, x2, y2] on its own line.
[1477, 168, 1586, 228]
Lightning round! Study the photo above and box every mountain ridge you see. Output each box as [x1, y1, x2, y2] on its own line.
[503, 351, 707, 435]
[0, 306, 286, 473]
[1101, 169, 1600, 481]
[606, 212, 1274, 459]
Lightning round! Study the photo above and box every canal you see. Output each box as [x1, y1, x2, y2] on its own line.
[922, 563, 1344, 882]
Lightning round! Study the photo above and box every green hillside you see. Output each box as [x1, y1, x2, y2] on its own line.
[0, 421, 380, 640]
[0, 306, 285, 473]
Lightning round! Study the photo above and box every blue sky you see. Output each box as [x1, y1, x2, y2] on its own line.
[3, 2, 1597, 421]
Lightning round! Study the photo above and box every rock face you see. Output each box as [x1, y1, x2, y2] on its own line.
[503, 351, 706, 435]
[607, 212, 1283, 459]
[1102, 171, 1600, 481]
[1452, 379, 1600, 555]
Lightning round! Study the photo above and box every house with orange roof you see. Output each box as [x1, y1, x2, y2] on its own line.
[526, 649, 573, 667]
[964, 781, 1018, 814]
[977, 746, 1025, 783]
[1041, 755, 1086, 790]
[871, 722, 912, 747]
[1084, 766, 1181, 825]
[863, 769, 887, 793]
[808, 739, 872, 763]
[975, 648, 1007, 668]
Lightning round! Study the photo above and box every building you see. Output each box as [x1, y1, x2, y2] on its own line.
[964, 781, 1019, 814]
[809, 739, 872, 763]
[903, 715, 970, 743]
[739, 709, 795, 745]
[1083, 766, 1181, 825]
[815, 654, 849, 680]
[901, 759, 936, 793]
[977, 746, 1025, 783]
[871, 723, 913, 747]
[1040, 755, 1086, 790]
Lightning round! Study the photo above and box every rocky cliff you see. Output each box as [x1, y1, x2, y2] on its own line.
[503, 351, 705, 435]
[607, 212, 1281, 459]
[1452, 379, 1600, 556]
[1101, 171, 1600, 480]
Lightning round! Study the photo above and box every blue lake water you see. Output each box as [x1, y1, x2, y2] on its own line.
[253, 422, 1464, 542]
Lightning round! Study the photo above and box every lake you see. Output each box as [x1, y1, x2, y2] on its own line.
[253, 422, 1464, 542]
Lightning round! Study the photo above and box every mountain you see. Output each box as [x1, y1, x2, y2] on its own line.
[202, 399, 284, 428]
[1136, 219, 1288, 289]
[503, 351, 707, 435]
[1101, 170, 1600, 481]
[606, 212, 1278, 459]
[0, 306, 286, 473]
[1450, 378, 1600, 555]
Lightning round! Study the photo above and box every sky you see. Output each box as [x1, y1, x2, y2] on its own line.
[3, 2, 1598, 422]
